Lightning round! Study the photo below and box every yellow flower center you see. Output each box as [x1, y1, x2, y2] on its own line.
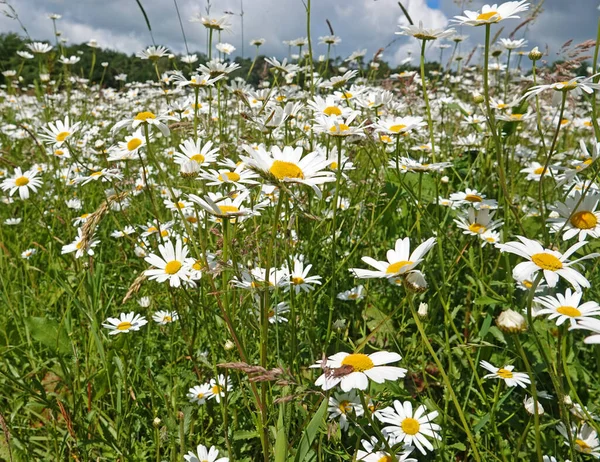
[197, 392, 204, 399]
[386, 260, 412, 274]
[533, 167, 547, 175]
[338, 400, 351, 414]
[330, 124, 350, 134]
[164, 260, 182, 275]
[341, 353, 374, 372]
[497, 368, 513, 379]
[15, 176, 29, 187]
[55, 131, 70, 141]
[176, 201, 186, 209]
[468, 223, 486, 234]
[134, 111, 156, 121]
[380, 135, 392, 143]
[465, 194, 482, 202]
[576, 439, 592, 452]
[377, 457, 393, 462]
[389, 124, 407, 133]
[559, 81, 578, 90]
[560, 118, 569, 125]
[329, 161, 338, 169]
[163, 315, 172, 322]
[219, 172, 241, 182]
[211, 385, 223, 395]
[55, 149, 64, 156]
[214, 205, 238, 215]
[160, 230, 169, 237]
[90, 171, 103, 177]
[348, 293, 359, 299]
[341, 92, 353, 99]
[323, 106, 342, 116]
[511, 114, 524, 120]
[127, 138, 143, 151]
[190, 154, 205, 163]
[570, 211, 597, 230]
[556, 306, 582, 317]
[401, 417, 420, 436]
[270, 160, 304, 179]
[531, 253, 563, 271]
[292, 276, 304, 285]
[146, 226, 158, 234]
[477, 10, 500, 21]
[116, 321, 132, 331]
[192, 260, 204, 271]
[523, 280, 533, 289]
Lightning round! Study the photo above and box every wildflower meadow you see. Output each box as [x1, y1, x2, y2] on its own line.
[1, 0, 600, 460]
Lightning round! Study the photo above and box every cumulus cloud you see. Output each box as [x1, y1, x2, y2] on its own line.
[0, 0, 596, 67]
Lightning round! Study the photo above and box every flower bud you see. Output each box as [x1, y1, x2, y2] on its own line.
[224, 340, 235, 351]
[404, 270, 428, 293]
[472, 92, 484, 104]
[418, 302, 429, 318]
[528, 47, 543, 61]
[153, 417, 162, 427]
[496, 309, 527, 333]
[180, 160, 200, 178]
[523, 396, 544, 415]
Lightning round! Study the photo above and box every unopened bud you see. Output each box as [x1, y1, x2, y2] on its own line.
[496, 309, 527, 333]
[418, 302, 429, 318]
[153, 417, 161, 427]
[528, 47, 543, 61]
[180, 160, 200, 178]
[224, 340, 235, 351]
[473, 92, 484, 104]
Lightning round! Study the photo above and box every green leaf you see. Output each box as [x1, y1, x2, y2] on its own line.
[274, 405, 287, 462]
[24, 316, 70, 355]
[294, 398, 328, 462]
[479, 313, 493, 339]
[474, 296, 505, 306]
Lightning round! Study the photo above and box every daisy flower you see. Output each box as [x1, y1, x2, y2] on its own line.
[312, 114, 365, 138]
[102, 312, 148, 335]
[136, 45, 169, 60]
[1, 167, 42, 200]
[183, 444, 229, 462]
[231, 266, 288, 290]
[569, 317, 600, 344]
[350, 237, 436, 279]
[187, 383, 212, 405]
[521, 161, 559, 182]
[480, 360, 531, 388]
[284, 256, 322, 294]
[200, 165, 259, 188]
[357, 437, 417, 461]
[497, 236, 598, 290]
[112, 110, 171, 136]
[397, 21, 456, 41]
[107, 129, 147, 161]
[453, 1, 530, 26]
[549, 192, 600, 241]
[454, 207, 503, 236]
[173, 139, 219, 166]
[376, 400, 441, 455]
[337, 285, 365, 301]
[372, 116, 426, 137]
[189, 191, 267, 223]
[534, 289, 600, 327]
[21, 248, 37, 259]
[557, 423, 600, 458]
[38, 116, 81, 146]
[152, 310, 179, 325]
[448, 188, 498, 209]
[307, 95, 355, 118]
[208, 374, 232, 404]
[61, 227, 99, 258]
[144, 238, 195, 288]
[327, 390, 364, 431]
[240, 145, 335, 198]
[310, 351, 406, 391]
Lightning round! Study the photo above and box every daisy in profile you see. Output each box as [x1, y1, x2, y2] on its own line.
[21, 248, 37, 259]
[548, 192, 600, 241]
[231, 266, 288, 290]
[327, 390, 364, 431]
[449, 188, 498, 209]
[454, 207, 503, 236]
[453, 1, 530, 26]
[307, 95, 355, 118]
[38, 116, 81, 146]
[480, 360, 531, 388]
[102, 312, 148, 335]
[497, 236, 598, 290]
[534, 289, 600, 327]
[350, 237, 436, 279]
[376, 400, 441, 455]
[187, 383, 212, 405]
[107, 129, 147, 161]
[144, 238, 195, 288]
[189, 191, 267, 223]
[136, 45, 169, 60]
[1, 167, 42, 200]
[173, 139, 219, 166]
[183, 444, 229, 462]
[312, 114, 365, 138]
[310, 350, 406, 391]
[337, 285, 365, 301]
[397, 21, 455, 41]
[200, 164, 259, 188]
[557, 423, 600, 457]
[569, 317, 600, 344]
[152, 310, 179, 325]
[521, 162, 559, 182]
[372, 116, 426, 137]
[111, 110, 171, 136]
[240, 145, 335, 198]
[208, 375, 232, 404]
